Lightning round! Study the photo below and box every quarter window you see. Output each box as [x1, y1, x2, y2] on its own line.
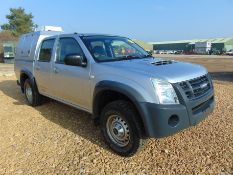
[56, 38, 84, 64]
[39, 39, 55, 62]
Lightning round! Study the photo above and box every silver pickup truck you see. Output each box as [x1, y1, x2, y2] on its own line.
[14, 29, 215, 156]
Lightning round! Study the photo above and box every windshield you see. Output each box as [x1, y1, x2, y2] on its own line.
[81, 36, 150, 62]
[4, 46, 13, 53]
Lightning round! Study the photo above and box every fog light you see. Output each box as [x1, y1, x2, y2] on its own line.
[168, 115, 179, 127]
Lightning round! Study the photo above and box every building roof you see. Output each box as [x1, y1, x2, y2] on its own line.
[150, 37, 233, 45]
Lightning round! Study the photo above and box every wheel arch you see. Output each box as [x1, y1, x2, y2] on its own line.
[20, 69, 34, 93]
[93, 81, 148, 137]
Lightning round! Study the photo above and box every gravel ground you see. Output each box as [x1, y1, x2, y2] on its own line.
[0, 63, 14, 77]
[0, 78, 232, 174]
[0, 60, 232, 174]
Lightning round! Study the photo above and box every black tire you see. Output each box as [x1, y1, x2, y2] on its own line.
[24, 78, 42, 106]
[100, 100, 143, 157]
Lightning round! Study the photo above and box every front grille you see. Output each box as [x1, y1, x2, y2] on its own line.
[179, 74, 211, 100]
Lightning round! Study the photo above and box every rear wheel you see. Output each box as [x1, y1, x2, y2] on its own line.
[24, 79, 42, 106]
[100, 100, 143, 157]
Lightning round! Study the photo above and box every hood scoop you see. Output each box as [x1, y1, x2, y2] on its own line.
[151, 60, 175, 66]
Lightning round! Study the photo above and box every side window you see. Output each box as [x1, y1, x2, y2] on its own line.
[56, 38, 84, 64]
[39, 39, 55, 62]
[89, 41, 109, 60]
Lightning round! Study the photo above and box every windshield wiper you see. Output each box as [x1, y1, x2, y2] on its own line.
[119, 55, 140, 60]
[118, 54, 152, 60]
[141, 54, 153, 58]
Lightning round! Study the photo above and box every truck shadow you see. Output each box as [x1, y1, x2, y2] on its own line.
[0, 80, 110, 153]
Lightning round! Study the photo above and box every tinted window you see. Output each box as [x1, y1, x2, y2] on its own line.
[4, 46, 13, 53]
[89, 41, 111, 61]
[56, 38, 84, 64]
[81, 36, 149, 62]
[39, 39, 55, 62]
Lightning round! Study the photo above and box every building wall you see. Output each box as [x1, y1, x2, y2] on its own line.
[225, 45, 233, 51]
[151, 38, 233, 53]
[153, 43, 190, 51]
[211, 43, 224, 51]
[153, 42, 231, 53]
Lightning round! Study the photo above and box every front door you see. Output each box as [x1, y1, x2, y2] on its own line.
[51, 37, 91, 110]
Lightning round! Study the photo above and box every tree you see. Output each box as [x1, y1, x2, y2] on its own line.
[1, 7, 37, 37]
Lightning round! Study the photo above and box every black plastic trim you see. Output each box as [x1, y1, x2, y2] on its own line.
[93, 80, 150, 135]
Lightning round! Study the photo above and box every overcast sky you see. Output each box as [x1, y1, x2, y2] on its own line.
[1, 0, 233, 41]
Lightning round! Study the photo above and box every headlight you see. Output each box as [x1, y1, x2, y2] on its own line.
[151, 79, 179, 104]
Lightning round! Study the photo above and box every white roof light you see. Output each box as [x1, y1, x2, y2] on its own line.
[41, 26, 63, 32]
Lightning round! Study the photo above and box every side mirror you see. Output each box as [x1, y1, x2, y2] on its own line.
[64, 54, 87, 67]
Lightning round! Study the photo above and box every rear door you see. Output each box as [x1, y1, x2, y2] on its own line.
[34, 38, 56, 95]
[50, 36, 91, 110]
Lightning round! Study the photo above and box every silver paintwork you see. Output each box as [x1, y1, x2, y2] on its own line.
[14, 33, 209, 113]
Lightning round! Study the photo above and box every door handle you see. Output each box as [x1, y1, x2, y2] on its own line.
[53, 67, 59, 73]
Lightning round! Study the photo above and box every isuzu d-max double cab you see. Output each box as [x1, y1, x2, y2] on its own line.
[15, 29, 215, 156]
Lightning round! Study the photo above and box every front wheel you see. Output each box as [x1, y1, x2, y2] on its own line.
[100, 100, 143, 157]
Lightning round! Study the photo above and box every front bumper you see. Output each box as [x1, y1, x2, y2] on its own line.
[140, 89, 215, 138]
